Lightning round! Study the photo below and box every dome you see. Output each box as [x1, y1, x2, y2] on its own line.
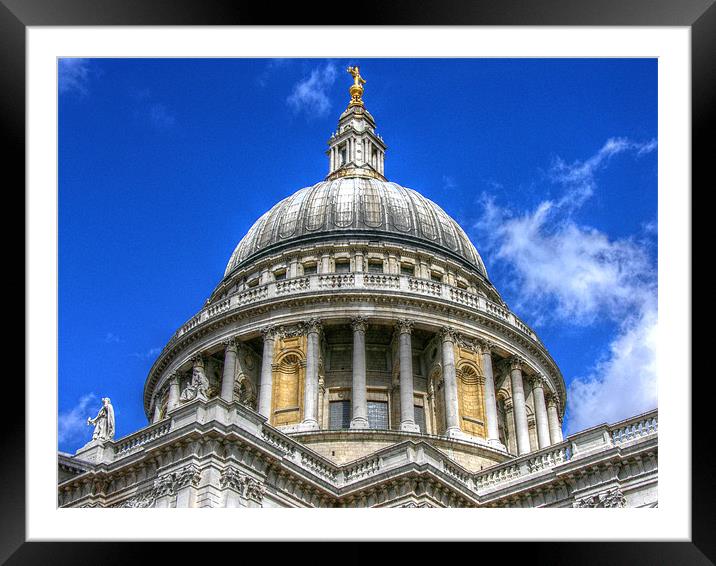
[224, 177, 489, 278]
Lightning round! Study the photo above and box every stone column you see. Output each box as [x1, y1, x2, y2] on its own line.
[531, 374, 551, 449]
[547, 395, 564, 444]
[510, 357, 531, 455]
[301, 318, 322, 430]
[152, 397, 162, 423]
[480, 340, 502, 447]
[167, 372, 181, 412]
[397, 319, 419, 432]
[258, 326, 276, 419]
[440, 327, 461, 437]
[220, 338, 239, 402]
[350, 317, 369, 429]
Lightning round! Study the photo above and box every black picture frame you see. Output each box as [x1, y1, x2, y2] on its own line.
[6, 0, 710, 563]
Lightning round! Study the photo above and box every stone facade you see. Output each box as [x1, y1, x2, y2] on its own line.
[58, 69, 657, 509]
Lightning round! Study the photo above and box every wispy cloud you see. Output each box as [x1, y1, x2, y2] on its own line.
[59, 58, 93, 96]
[287, 63, 337, 119]
[103, 332, 121, 344]
[473, 137, 657, 432]
[130, 346, 161, 361]
[550, 137, 657, 210]
[442, 175, 457, 191]
[257, 58, 291, 87]
[58, 393, 97, 445]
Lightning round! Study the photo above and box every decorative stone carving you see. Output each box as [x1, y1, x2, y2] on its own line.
[222, 337, 238, 353]
[396, 318, 414, 335]
[439, 326, 458, 342]
[510, 356, 525, 371]
[350, 316, 368, 333]
[154, 464, 202, 498]
[87, 397, 115, 441]
[305, 318, 322, 335]
[220, 467, 266, 504]
[180, 356, 210, 403]
[572, 487, 627, 508]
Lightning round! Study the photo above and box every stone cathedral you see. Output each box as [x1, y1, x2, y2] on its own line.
[58, 68, 658, 509]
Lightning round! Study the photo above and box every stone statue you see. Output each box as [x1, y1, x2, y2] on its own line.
[179, 364, 210, 403]
[87, 397, 115, 441]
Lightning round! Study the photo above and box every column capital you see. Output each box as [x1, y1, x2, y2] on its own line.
[530, 373, 546, 389]
[190, 354, 205, 368]
[305, 317, 323, 335]
[260, 325, 277, 340]
[169, 372, 182, 385]
[350, 316, 368, 333]
[396, 318, 414, 335]
[510, 355, 525, 371]
[439, 326, 458, 343]
[479, 339, 496, 355]
[222, 337, 239, 353]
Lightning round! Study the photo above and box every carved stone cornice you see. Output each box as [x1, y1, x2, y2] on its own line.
[350, 316, 368, 333]
[395, 318, 414, 335]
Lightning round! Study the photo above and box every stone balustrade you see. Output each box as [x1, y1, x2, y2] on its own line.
[472, 409, 658, 492]
[112, 420, 172, 456]
[167, 273, 541, 345]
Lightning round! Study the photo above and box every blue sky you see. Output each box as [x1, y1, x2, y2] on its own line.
[58, 58, 657, 452]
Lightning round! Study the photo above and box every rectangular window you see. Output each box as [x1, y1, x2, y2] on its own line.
[430, 272, 443, 283]
[329, 400, 351, 430]
[368, 260, 384, 274]
[367, 401, 389, 430]
[400, 264, 415, 276]
[247, 278, 259, 288]
[303, 263, 317, 275]
[274, 270, 286, 281]
[414, 405, 426, 433]
[335, 260, 351, 273]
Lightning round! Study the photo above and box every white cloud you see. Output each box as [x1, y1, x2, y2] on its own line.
[474, 137, 657, 431]
[287, 64, 337, 118]
[59, 58, 92, 95]
[566, 303, 657, 433]
[58, 393, 97, 445]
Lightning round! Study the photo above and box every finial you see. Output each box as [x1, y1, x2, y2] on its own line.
[347, 66, 366, 107]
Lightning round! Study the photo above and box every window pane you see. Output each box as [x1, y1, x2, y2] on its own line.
[329, 400, 351, 430]
[414, 405, 426, 433]
[367, 401, 389, 430]
[303, 264, 317, 275]
[368, 261, 384, 274]
[335, 261, 351, 273]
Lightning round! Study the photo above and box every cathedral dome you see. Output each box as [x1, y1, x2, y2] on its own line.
[224, 178, 489, 279]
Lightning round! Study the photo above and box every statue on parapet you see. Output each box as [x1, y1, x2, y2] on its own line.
[87, 397, 115, 442]
[179, 363, 210, 403]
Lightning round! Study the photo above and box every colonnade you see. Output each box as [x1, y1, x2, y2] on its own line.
[158, 319, 563, 454]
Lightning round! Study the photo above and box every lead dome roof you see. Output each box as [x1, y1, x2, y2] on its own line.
[224, 177, 489, 278]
